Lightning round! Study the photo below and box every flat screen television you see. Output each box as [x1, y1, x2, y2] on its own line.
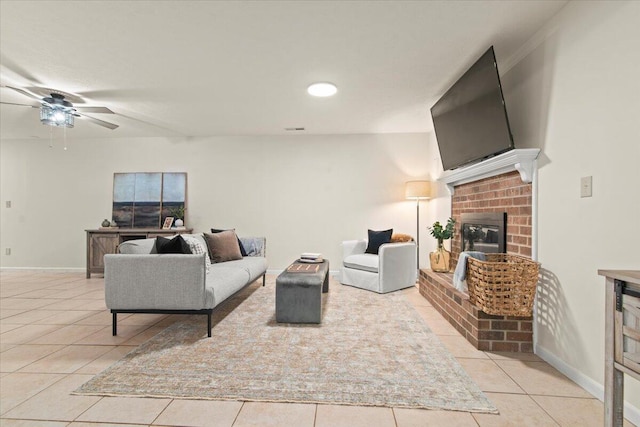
[430, 46, 515, 171]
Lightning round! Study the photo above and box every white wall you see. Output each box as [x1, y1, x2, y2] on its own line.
[0, 133, 439, 272]
[501, 0, 640, 417]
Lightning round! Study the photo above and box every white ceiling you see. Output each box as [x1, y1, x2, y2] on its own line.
[0, 0, 568, 140]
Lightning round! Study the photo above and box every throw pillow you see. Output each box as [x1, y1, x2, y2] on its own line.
[391, 233, 414, 243]
[183, 235, 212, 272]
[204, 230, 243, 263]
[155, 235, 192, 254]
[365, 229, 393, 254]
[239, 237, 265, 257]
[211, 228, 247, 257]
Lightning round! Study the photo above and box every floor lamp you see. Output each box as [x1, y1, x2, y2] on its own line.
[405, 181, 432, 269]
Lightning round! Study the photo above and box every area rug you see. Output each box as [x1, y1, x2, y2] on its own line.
[75, 277, 497, 413]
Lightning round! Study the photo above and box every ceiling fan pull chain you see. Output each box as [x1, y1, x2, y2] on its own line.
[63, 125, 67, 151]
[49, 125, 53, 149]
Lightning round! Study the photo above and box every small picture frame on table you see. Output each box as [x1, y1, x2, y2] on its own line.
[162, 217, 174, 230]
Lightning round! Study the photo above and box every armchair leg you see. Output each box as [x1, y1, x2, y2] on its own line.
[262, 274, 266, 287]
[207, 311, 212, 338]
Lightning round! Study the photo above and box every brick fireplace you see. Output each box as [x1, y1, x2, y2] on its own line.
[418, 149, 538, 352]
[451, 170, 532, 268]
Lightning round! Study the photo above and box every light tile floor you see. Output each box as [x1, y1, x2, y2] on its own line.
[0, 271, 636, 427]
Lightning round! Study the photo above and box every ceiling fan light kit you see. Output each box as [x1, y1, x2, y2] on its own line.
[40, 106, 74, 127]
[39, 93, 75, 128]
[1, 86, 118, 130]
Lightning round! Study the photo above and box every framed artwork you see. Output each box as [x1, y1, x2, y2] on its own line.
[112, 172, 187, 228]
[162, 217, 174, 230]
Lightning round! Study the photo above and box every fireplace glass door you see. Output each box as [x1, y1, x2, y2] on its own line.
[460, 212, 507, 253]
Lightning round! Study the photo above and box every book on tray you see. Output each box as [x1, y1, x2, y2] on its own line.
[299, 252, 323, 263]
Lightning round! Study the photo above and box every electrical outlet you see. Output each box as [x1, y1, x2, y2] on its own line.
[580, 176, 593, 198]
[5, 201, 10, 208]
[5, 248, 11, 256]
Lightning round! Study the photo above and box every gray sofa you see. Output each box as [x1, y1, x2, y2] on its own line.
[104, 234, 267, 337]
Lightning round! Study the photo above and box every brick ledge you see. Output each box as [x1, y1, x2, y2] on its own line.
[419, 268, 533, 352]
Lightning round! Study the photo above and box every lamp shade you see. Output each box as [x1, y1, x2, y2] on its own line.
[405, 180, 432, 200]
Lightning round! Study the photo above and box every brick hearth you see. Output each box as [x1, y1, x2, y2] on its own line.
[419, 168, 535, 352]
[419, 269, 533, 352]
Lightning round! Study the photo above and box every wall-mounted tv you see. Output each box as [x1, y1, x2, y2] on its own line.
[430, 46, 514, 171]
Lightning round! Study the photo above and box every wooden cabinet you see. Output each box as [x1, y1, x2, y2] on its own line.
[599, 270, 640, 427]
[85, 228, 193, 278]
[88, 233, 119, 275]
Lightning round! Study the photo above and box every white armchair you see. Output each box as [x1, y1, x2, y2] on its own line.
[340, 240, 417, 293]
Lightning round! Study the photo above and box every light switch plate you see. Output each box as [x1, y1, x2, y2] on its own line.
[581, 176, 592, 198]
[5, 201, 10, 208]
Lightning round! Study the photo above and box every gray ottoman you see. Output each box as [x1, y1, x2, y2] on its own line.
[276, 260, 329, 323]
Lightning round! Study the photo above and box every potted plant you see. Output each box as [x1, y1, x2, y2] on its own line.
[428, 217, 456, 272]
[168, 206, 185, 228]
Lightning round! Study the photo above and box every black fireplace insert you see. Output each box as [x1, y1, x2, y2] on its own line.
[460, 212, 507, 253]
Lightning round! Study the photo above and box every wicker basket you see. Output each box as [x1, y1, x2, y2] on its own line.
[466, 254, 540, 317]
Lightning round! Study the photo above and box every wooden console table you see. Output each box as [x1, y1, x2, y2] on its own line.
[599, 270, 640, 427]
[85, 228, 193, 278]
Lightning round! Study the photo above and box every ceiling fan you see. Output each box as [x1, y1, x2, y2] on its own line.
[0, 85, 119, 130]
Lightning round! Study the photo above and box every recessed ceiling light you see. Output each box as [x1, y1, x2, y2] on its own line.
[307, 82, 337, 97]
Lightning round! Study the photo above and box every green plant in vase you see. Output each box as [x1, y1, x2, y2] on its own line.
[427, 217, 456, 272]
[168, 206, 185, 227]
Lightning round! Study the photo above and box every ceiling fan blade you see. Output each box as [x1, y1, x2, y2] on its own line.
[75, 112, 119, 130]
[4, 85, 42, 102]
[116, 112, 185, 136]
[75, 106, 115, 114]
[0, 101, 38, 108]
[0, 54, 44, 85]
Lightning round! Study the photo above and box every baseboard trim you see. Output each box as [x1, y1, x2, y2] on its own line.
[2, 267, 342, 276]
[0, 267, 85, 273]
[535, 344, 640, 426]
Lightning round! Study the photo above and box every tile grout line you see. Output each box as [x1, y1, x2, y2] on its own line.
[0, 371, 71, 419]
[313, 403, 318, 427]
[149, 397, 174, 426]
[490, 357, 566, 426]
[231, 401, 246, 426]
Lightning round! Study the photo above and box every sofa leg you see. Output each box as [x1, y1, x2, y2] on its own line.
[262, 274, 266, 287]
[207, 312, 212, 337]
[112, 312, 117, 336]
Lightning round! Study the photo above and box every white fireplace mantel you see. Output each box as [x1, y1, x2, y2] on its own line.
[438, 148, 541, 194]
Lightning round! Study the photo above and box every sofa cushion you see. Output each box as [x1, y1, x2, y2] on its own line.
[156, 235, 192, 254]
[365, 229, 393, 254]
[204, 230, 243, 263]
[206, 265, 251, 306]
[344, 253, 379, 273]
[211, 228, 247, 256]
[219, 257, 268, 282]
